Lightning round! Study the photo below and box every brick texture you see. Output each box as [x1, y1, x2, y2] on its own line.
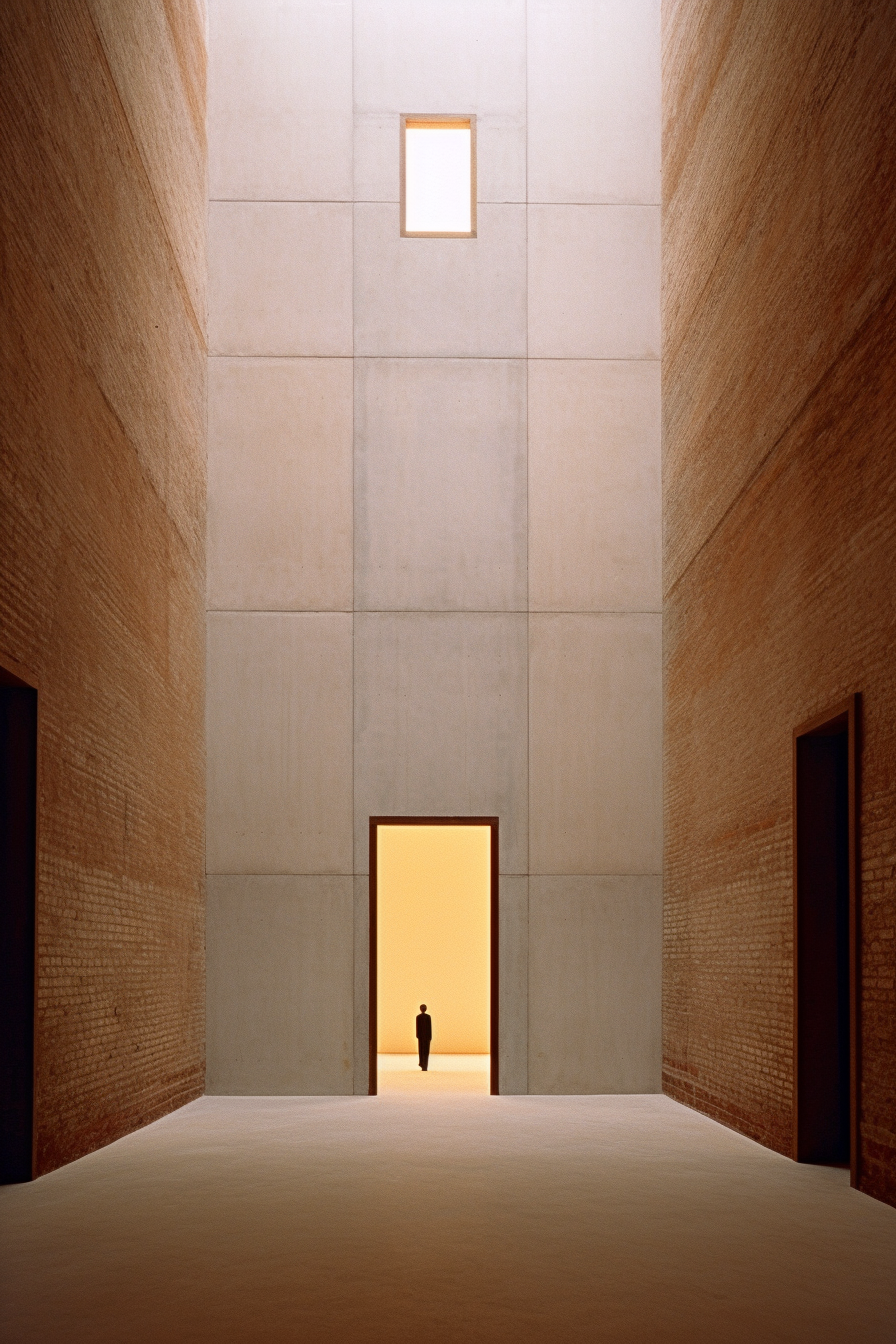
[663, 0, 896, 1206]
[0, 0, 206, 1174]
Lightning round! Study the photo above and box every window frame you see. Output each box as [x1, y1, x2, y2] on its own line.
[400, 114, 477, 239]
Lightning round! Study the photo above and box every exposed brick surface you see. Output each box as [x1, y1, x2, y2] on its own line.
[663, 0, 896, 1207]
[0, 0, 206, 1174]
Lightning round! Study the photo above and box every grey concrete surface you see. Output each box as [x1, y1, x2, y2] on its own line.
[528, 875, 662, 1093]
[205, 0, 662, 1095]
[206, 876, 354, 1095]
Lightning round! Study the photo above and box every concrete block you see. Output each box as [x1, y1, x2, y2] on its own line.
[499, 875, 529, 1094]
[208, 0, 353, 201]
[529, 614, 662, 874]
[527, 0, 660, 204]
[354, 613, 528, 873]
[209, 202, 353, 356]
[206, 612, 353, 874]
[353, 0, 526, 115]
[208, 358, 353, 612]
[354, 203, 526, 357]
[355, 358, 527, 611]
[528, 360, 660, 612]
[206, 875, 354, 1095]
[528, 875, 662, 1093]
[527, 204, 660, 358]
[354, 876, 370, 1096]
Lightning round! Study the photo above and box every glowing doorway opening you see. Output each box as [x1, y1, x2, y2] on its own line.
[370, 818, 497, 1094]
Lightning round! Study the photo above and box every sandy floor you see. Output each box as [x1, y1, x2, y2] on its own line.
[1, 1089, 895, 1343]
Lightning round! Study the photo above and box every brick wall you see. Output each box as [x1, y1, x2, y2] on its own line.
[0, 0, 206, 1174]
[662, 0, 896, 1205]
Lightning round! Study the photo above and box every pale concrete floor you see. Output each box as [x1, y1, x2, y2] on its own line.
[2, 1091, 895, 1343]
[378, 1052, 490, 1094]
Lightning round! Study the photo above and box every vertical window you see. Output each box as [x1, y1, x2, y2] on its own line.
[401, 115, 476, 238]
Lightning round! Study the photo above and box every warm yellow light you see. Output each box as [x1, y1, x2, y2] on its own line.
[377, 825, 490, 1054]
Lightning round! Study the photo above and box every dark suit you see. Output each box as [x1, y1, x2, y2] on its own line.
[416, 1012, 432, 1070]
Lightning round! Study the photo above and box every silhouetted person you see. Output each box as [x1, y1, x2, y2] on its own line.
[416, 1004, 432, 1071]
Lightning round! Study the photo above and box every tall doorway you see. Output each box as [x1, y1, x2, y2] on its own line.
[369, 818, 498, 1096]
[793, 696, 859, 1180]
[0, 668, 37, 1183]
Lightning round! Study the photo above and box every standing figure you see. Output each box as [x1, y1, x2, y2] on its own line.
[416, 1004, 432, 1071]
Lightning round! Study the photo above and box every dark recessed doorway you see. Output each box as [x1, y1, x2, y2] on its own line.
[0, 666, 38, 1184]
[793, 695, 859, 1182]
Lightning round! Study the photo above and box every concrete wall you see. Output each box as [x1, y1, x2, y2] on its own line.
[206, 0, 661, 1095]
[0, 0, 207, 1173]
[663, 0, 896, 1207]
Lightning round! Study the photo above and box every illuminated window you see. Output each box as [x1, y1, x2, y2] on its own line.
[401, 115, 476, 238]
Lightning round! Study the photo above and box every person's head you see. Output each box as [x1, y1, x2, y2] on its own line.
[420, 1004, 427, 1012]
